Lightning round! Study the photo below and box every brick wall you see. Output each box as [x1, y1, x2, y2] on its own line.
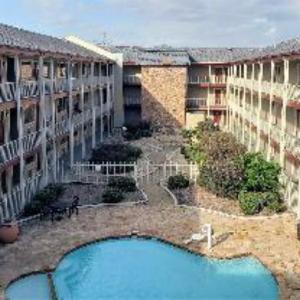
[141, 66, 187, 128]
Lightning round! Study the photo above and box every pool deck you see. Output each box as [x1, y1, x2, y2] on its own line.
[0, 203, 300, 300]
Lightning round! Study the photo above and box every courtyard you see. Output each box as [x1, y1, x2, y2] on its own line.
[1, 133, 300, 300]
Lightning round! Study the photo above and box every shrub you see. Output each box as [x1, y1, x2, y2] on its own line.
[108, 176, 137, 192]
[199, 132, 246, 161]
[90, 144, 142, 163]
[196, 119, 220, 134]
[239, 192, 265, 215]
[238, 191, 284, 215]
[182, 144, 205, 164]
[102, 188, 125, 203]
[167, 174, 190, 190]
[198, 158, 244, 199]
[23, 184, 65, 216]
[241, 153, 281, 193]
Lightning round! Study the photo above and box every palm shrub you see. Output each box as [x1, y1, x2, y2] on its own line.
[196, 119, 220, 135]
[168, 174, 190, 190]
[198, 158, 244, 199]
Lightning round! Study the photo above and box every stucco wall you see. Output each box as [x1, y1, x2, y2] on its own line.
[141, 66, 187, 128]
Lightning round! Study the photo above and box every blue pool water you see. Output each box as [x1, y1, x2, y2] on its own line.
[6, 274, 51, 300]
[6, 238, 279, 300]
[53, 238, 278, 300]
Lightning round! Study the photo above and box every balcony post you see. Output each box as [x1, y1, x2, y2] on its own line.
[99, 63, 104, 143]
[90, 61, 96, 148]
[280, 58, 289, 166]
[68, 61, 74, 167]
[267, 60, 275, 160]
[50, 58, 57, 182]
[14, 55, 25, 205]
[242, 64, 247, 144]
[38, 56, 48, 185]
[256, 62, 263, 152]
[249, 63, 255, 151]
[106, 63, 111, 136]
[79, 62, 86, 159]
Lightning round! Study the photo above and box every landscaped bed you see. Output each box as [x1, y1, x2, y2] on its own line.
[172, 184, 283, 216]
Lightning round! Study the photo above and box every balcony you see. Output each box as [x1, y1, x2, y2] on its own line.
[123, 75, 141, 86]
[188, 75, 227, 86]
[186, 98, 207, 110]
[0, 131, 42, 167]
[124, 97, 141, 106]
[230, 76, 300, 102]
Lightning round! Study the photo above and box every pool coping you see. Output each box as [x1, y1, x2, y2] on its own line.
[5, 233, 281, 300]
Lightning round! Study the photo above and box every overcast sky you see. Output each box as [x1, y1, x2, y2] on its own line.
[2, 0, 300, 47]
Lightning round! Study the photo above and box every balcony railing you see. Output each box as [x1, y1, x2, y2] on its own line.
[124, 97, 141, 106]
[230, 76, 300, 102]
[189, 75, 227, 85]
[54, 78, 68, 93]
[285, 132, 300, 156]
[123, 75, 141, 85]
[186, 98, 207, 109]
[0, 82, 16, 102]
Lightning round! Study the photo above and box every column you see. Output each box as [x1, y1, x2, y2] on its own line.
[106, 63, 111, 136]
[267, 60, 275, 160]
[79, 62, 86, 159]
[15, 55, 25, 204]
[249, 63, 255, 151]
[50, 59, 57, 182]
[256, 62, 263, 152]
[280, 59, 289, 166]
[242, 64, 247, 144]
[68, 61, 74, 167]
[90, 61, 96, 148]
[38, 56, 48, 185]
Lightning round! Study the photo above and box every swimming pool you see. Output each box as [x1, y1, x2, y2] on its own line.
[7, 237, 279, 299]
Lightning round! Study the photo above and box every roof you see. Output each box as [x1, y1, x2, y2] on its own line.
[0, 23, 107, 60]
[114, 46, 191, 66]
[111, 37, 300, 65]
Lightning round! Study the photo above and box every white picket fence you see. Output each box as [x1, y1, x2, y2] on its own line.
[68, 161, 199, 185]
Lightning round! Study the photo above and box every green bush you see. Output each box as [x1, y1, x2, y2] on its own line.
[198, 158, 244, 199]
[102, 188, 125, 203]
[181, 144, 205, 164]
[90, 144, 142, 164]
[23, 184, 65, 217]
[239, 192, 265, 215]
[241, 153, 281, 193]
[238, 191, 284, 215]
[108, 176, 137, 192]
[168, 174, 190, 190]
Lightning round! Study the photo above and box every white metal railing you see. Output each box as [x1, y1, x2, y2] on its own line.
[186, 98, 207, 109]
[0, 82, 16, 102]
[54, 77, 68, 93]
[189, 75, 226, 85]
[0, 139, 19, 166]
[123, 75, 141, 85]
[0, 171, 44, 224]
[285, 132, 300, 156]
[124, 97, 141, 106]
[22, 130, 42, 153]
[20, 80, 39, 98]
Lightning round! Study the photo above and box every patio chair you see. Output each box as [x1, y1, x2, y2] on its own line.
[68, 196, 80, 218]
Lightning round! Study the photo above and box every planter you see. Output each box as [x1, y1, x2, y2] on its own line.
[0, 222, 20, 243]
